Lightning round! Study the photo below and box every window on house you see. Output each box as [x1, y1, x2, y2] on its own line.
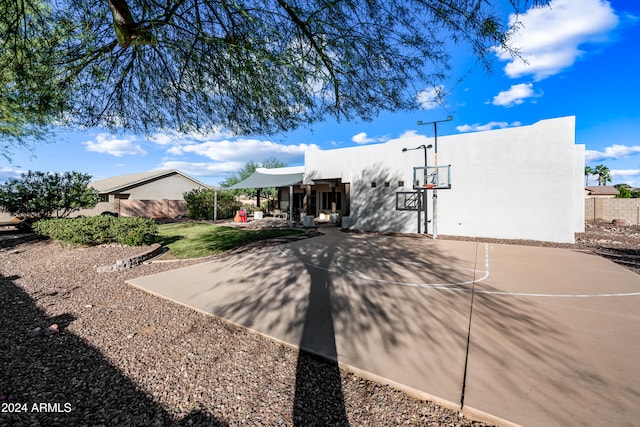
[398, 180, 404, 188]
[384, 182, 390, 188]
[371, 182, 377, 188]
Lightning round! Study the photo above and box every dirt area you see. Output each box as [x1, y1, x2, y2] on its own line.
[575, 222, 640, 274]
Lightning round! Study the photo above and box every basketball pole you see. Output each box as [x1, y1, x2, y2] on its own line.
[433, 121, 438, 240]
[417, 116, 452, 239]
[402, 144, 432, 234]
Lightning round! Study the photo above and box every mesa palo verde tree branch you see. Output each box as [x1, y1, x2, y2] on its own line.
[1, 0, 550, 160]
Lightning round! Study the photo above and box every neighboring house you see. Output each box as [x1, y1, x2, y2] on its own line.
[79, 169, 210, 218]
[233, 116, 585, 243]
[585, 186, 619, 198]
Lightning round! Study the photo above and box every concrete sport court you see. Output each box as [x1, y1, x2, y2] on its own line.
[127, 227, 640, 426]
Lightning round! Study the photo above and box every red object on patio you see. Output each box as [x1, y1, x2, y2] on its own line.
[234, 210, 248, 223]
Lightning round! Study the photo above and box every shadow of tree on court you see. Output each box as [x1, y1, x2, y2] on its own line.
[211, 232, 621, 426]
[199, 165, 620, 426]
[291, 246, 347, 424]
[0, 273, 228, 427]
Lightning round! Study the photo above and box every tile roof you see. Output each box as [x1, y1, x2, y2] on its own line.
[585, 186, 619, 196]
[90, 169, 210, 193]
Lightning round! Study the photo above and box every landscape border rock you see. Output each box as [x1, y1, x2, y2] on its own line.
[96, 243, 163, 272]
[612, 218, 630, 226]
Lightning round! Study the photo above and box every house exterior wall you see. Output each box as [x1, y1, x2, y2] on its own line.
[71, 202, 114, 217]
[119, 200, 187, 218]
[121, 173, 207, 200]
[305, 116, 584, 243]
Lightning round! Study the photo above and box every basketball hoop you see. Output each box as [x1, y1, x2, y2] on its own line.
[422, 184, 435, 189]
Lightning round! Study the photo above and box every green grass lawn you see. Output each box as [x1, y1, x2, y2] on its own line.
[155, 222, 303, 259]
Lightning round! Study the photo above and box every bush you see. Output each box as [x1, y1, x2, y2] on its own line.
[184, 188, 242, 220]
[33, 216, 158, 246]
[0, 170, 100, 218]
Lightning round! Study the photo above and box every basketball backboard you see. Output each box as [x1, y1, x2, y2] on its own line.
[412, 165, 451, 190]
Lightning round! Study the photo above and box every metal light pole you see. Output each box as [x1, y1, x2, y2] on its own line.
[417, 116, 452, 239]
[402, 144, 432, 234]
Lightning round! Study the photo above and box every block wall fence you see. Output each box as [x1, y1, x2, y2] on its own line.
[585, 198, 640, 225]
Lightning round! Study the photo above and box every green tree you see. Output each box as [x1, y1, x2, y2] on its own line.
[584, 166, 595, 186]
[219, 160, 261, 195]
[0, 171, 100, 218]
[0, 0, 72, 159]
[257, 157, 288, 206]
[183, 188, 241, 220]
[220, 157, 288, 204]
[1, 0, 549, 159]
[594, 164, 612, 186]
[614, 183, 632, 198]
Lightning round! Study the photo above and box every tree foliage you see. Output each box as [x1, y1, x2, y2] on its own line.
[1, 0, 549, 159]
[183, 188, 241, 220]
[0, 0, 72, 158]
[584, 166, 595, 186]
[0, 170, 100, 218]
[614, 183, 640, 199]
[220, 157, 287, 201]
[594, 164, 612, 186]
[219, 160, 261, 194]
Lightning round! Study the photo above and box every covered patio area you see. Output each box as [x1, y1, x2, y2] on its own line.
[229, 167, 349, 226]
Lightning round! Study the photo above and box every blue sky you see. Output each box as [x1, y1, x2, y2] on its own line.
[1, 0, 639, 187]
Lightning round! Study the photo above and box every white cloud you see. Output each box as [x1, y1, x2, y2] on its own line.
[611, 169, 640, 177]
[165, 137, 321, 165]
[0, 166, 25, 182]
[83, 134, 147, 157]
[149, 128, 233, 145]
[157, 161, 244, 177]
[416, 85, 444, 109]
[585, 144, 640, 162]
[491, 83, 540, 107]
[495, 0, 619, 80]
[456, 121, 522, 133]
[351, 132, 376, 145]
[611, 169, 640, 188]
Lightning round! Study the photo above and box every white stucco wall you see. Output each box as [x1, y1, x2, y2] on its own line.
[305, 116, 583, 243]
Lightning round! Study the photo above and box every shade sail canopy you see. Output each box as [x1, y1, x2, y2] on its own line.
[228, 167, 304, 189]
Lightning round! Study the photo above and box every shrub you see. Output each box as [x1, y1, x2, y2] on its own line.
[0, 170, 100, 218]
[184, 188, 241, 220]
[33, 216, 158, 246]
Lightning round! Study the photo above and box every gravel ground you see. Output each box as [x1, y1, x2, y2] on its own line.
[1, 221, 637, 426]
[0, 230, 491, 427]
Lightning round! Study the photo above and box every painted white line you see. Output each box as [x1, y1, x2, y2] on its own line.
[273, 241, 490, 288]
[275, 241, 640, 298]
[448, 289, 640, 298]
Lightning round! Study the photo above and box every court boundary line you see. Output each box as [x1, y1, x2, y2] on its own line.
[274, 239, 640, 298]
